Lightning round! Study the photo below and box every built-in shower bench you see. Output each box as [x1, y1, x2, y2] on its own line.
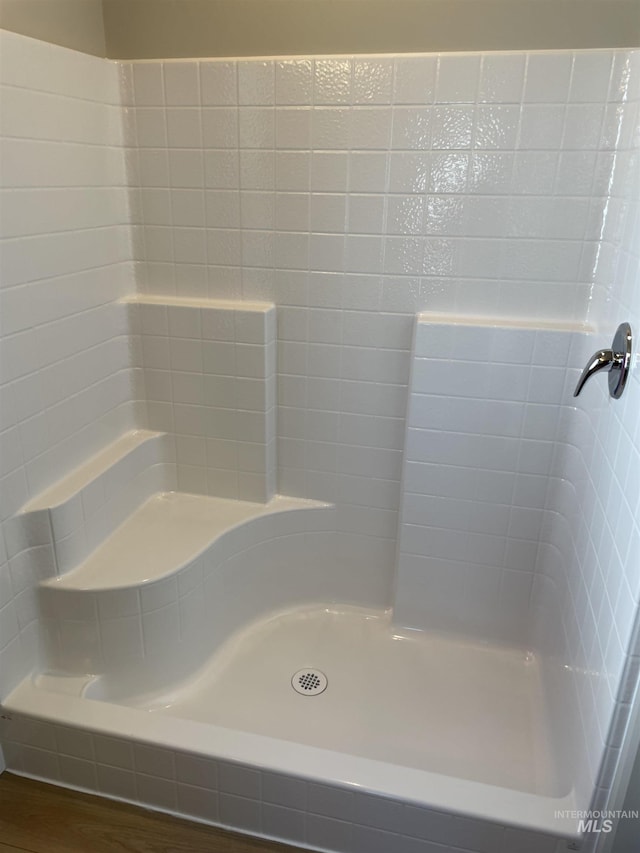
[37, 486, 334, 691]
[8, 425, 335, 694]
[43, 491, 325, 591]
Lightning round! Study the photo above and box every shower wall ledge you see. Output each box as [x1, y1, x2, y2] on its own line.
[5, 429, 175, 577]
[20, 429, 167, 514]
[123, 294, 275, 312]
[418, 312, 594, 333]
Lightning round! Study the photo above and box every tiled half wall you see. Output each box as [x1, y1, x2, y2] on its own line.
[394, 316, 587, 645]
[129, 296, 277, 501]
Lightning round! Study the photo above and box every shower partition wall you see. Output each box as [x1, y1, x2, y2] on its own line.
[0, 29, 639, 853]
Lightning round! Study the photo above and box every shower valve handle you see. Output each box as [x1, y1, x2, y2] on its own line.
[573, 322, 632, 399]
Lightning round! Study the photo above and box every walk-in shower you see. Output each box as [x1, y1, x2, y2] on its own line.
[1, 27, 639, 853]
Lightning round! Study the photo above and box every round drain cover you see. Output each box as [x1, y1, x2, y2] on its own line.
[291, 668, 327, 696]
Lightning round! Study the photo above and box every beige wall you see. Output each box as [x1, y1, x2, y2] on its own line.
[0, 0, 106, 55]
[0, 0, 637, 58]
[103, 0, 640, 59]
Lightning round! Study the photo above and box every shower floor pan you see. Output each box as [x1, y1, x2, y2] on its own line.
[98, 604, 559, 795]
[4, 603, 580, 842]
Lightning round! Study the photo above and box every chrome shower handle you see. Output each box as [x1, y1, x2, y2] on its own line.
[573, 322, 632, 399]
[573, 349, 617, 396]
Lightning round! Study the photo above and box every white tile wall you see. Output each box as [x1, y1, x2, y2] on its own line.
[130, 297, 277, 501]
[0, 31, 135, 700]
[531, 51, 640, 816]
[121, 48, 626, 588]
[394, 318, 579, 645]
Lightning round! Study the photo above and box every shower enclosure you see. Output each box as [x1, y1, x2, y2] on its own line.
[0, 26, 639, 853]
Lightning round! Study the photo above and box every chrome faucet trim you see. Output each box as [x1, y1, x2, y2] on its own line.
[573, 322, 632, 400]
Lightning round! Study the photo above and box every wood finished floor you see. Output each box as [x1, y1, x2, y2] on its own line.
[0, 773, 305, 853]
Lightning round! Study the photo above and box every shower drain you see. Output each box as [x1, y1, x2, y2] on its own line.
[291, 668, 328, 696]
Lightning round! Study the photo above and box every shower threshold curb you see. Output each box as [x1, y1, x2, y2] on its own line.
[1, 678, 582, 843]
